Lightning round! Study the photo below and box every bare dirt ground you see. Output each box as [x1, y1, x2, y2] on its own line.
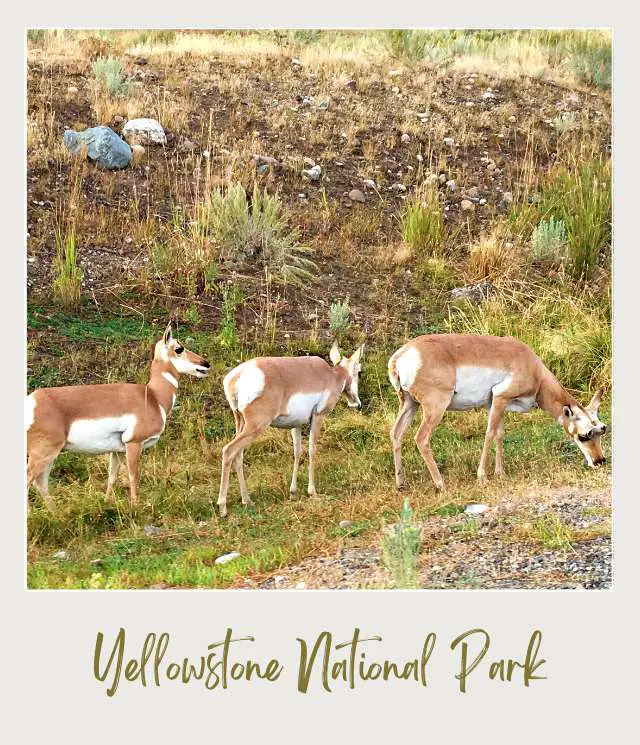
[245, 484, 611, 590]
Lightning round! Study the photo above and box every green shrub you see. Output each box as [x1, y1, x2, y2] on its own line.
[91, 56, 131, 97]
[569, 47, 611, 89]
[197, 184, 316, 285]
[328, 298, 350, 337]
[531, 216, 568, 262]
[382, 499, 422, 589]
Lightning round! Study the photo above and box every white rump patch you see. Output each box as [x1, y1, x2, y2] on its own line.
[230, 361, 266, 412]
[394, 347, 421, 391]
[25, 393, 36, 431]
[272, 391, 329, 429]
[162, 371, 179, 389]
[66, 415, 137, 454]
[448, 367, 510, 411]
[159, 405, 167, 426]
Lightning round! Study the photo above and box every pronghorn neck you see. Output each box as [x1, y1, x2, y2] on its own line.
[536, 370, 578, 423]
[147, 359, 180, 413]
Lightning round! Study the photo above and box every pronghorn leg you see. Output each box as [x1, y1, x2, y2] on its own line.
[27, 440, 63, 508]
[494, 410, 507, 478]
[478, 396, 509, 482]
[125, 442, 143, 505]
[307, 413, 326, 497]
[290, 427, 302, 497]
[231, 411, 252, 507]
[390, 391, 419, 489]
[105, 452, 124, 498]
[413, 393, 450, 490]
[218, 420, 268, 517]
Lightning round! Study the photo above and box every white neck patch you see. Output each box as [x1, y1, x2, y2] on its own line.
[162, 371, 179, 389]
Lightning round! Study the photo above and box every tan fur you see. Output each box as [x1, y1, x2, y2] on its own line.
[388, 334, 607, 490]
[26, 323, 209, 506]
[217, 344, 364, 517]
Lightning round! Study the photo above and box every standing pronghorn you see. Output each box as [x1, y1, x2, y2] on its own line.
[26, 323, 210, 506]
[217, 342, 364, 517]
[388, 334, 607, 490]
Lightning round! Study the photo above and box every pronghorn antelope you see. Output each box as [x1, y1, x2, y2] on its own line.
[388, 334, 607, 490]
[25, 323, 210, 506]
[217, 342, 364, 517]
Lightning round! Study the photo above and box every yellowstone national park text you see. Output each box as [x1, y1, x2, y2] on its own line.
[93, 627, 547, 696]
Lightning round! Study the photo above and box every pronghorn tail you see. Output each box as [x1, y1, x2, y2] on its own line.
[222, 368, 238, 411]
[387, 353, 401, 393]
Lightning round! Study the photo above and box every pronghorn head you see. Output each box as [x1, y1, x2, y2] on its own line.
[154, 323, 210, 379]
[330, 341, 365, 409]
[561, 389, 607, 467]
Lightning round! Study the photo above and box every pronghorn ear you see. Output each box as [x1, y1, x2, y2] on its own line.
[163, 322, 173, 345]
[350, 344, 365, 365]
[587, 388, 603, 414]
[563, 405, 574, 420]
[329, 341, 341, 366]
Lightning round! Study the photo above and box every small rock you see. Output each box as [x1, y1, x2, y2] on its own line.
[389, 69, 401, 77]
[113, 115, 124, 125]
[257, 163, 269, 175]
[67, 85, 78, 95]
[215, 551, 241, 565]
[302, 164, 322, 181]
[465, 504, 489, 515]
[90, 558, 103, 566]
[317, 101, 329, 111]
[339, 520, 354, 529]
[466, 186, 480, 198]
[302, 156, 316, 167]
[345, 79, 357, 91]
[122, 118, 167, 146]
[479, 198, 487, 205]
[391, 85, 400, 94]
[363, 179, 376, 189]
[508, 115, 517, 123]
[274, 575, 285, 586]
[483, 91, 497, 100]
[143, 524, 161, 536]
[389, 183, 406, 192]
[348, 189, 366, 203]
[131, 144, 145, 164]
[443, 137, 455, 147]
[295, 582, 306, 590]
[502, 191, 513, 204]
[446, 179, 456, 191]
[53, 550, 68, 560]
[400, 132, 411, 143]
[439, 173, 447, 184]
[460, 199, 474, 211]
[291, 58, 302, 67]
[450, 279, 494, 304]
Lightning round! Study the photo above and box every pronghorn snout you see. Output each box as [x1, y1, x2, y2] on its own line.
[195, 359, 210, 377]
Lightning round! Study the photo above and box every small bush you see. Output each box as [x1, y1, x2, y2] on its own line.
[551, 112, 577, 135]
[328, 298, 350, 337]
[197, 184, 316, 286]
[400, 185, 444, 256]
[569, 47, 611, 89]
[218, 285, 243, 349]
[531, 216, 568, 262]
[382, 499, 422, 589]
[91, 56, 131, 97]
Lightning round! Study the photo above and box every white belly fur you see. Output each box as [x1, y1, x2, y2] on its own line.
[272, 391, 330, 429]
[66, 415, 137, 454]
[448, 367, 510, 411]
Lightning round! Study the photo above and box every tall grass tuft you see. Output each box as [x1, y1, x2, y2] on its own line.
[400, 185, 444, 256]
[52, 223, 83, 309]
[541, 157, 611, 279]
[382, 499, 422, 589]
[91, 56, 131, 97]
[197, 184, 316, 285]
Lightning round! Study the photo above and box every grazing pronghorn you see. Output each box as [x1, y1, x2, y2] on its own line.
[388, 334, 607, 490]
[25, 323, 210, 506]
[217, 342, 364, 517]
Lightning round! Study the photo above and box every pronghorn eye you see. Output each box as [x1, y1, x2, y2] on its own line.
[175, 346, 184, 354]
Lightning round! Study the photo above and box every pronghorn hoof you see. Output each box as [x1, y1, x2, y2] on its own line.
[307, 489, 318, 497]
[289, 490, 298, 499]
[218, 506, 228, 518]
[396, 482, 406, 491]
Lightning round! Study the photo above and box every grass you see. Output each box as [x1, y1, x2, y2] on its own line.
[91, 56, 131, 97]
[381, 499, 422, 588]
[531, 217, 568, 263]
[52, 223, 83, 309]
[400, 185, 445, 257]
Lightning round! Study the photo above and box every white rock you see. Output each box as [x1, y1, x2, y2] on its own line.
[363, 179, 376, 189]
[460, 199, 474, 211]
[122, 118, 167, 145]
[215, 551, 241, 565]
[508, 115, 517, 123]
[67, 85, 79, 95]
[443, 137, 455, 147]
[291, 58, 302, 66]
[465, 504, 488, 515]
[295, 582, 306, 589]
[401, 133, 411, 143]
[53, 550, 68, 560]
[302, 165, 321, 181]
[349, 189, 366, 203]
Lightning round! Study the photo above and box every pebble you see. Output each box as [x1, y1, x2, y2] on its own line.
[460, 199, 474, 211]
[302, 164, 322, 181]
[291, 58, 302, 66]
[363, 179, 376, 189]
[143, 524, 161, 536]
[465, 504, 488, 515]
[400, 133, 411, 143]
[345, 79, 357, 91]
[295, 582, 306, 590]
[446, 179, 456, 191]
[348, 189, 366, 203]
[53, 551, 68, 560]
[389, 183, 406, 192]
[339, 520, 354, 529]
[439, 173, 447, 184]
[67, 85, 79, 95]
[215, 552, 241, 565]
[443, 137, 455, 147]
[257, 164, 269, 175]
[502, 191, 513, 204]
[508, 115, 517, 123]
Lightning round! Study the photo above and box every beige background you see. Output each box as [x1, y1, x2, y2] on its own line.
[8, 5, 636, 742]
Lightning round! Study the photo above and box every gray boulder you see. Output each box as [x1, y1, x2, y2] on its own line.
[63, 126, 132, 170]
